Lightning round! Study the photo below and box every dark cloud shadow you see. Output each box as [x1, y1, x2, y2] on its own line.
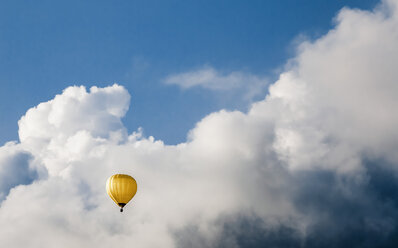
[0, 151, 39, 201]
[175, 159, 398, 248]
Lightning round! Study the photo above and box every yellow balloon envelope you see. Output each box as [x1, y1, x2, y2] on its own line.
[106, 174, 137, 212]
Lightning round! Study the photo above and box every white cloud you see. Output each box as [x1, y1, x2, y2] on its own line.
[17, 84, 130, 176]
[1, 0, 398, 247]
[164, 66, 269, 101]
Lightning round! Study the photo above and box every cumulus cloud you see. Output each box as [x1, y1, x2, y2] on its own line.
[164, 66, 269, 101]
[1, 0, 398, 247]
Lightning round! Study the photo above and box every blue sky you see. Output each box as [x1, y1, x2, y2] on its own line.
[0, 0, 379, 145]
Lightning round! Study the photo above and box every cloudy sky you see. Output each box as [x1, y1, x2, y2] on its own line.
[2, 0, 398, 247]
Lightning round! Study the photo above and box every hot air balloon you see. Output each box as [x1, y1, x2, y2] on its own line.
[106, 174, 137, 212]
